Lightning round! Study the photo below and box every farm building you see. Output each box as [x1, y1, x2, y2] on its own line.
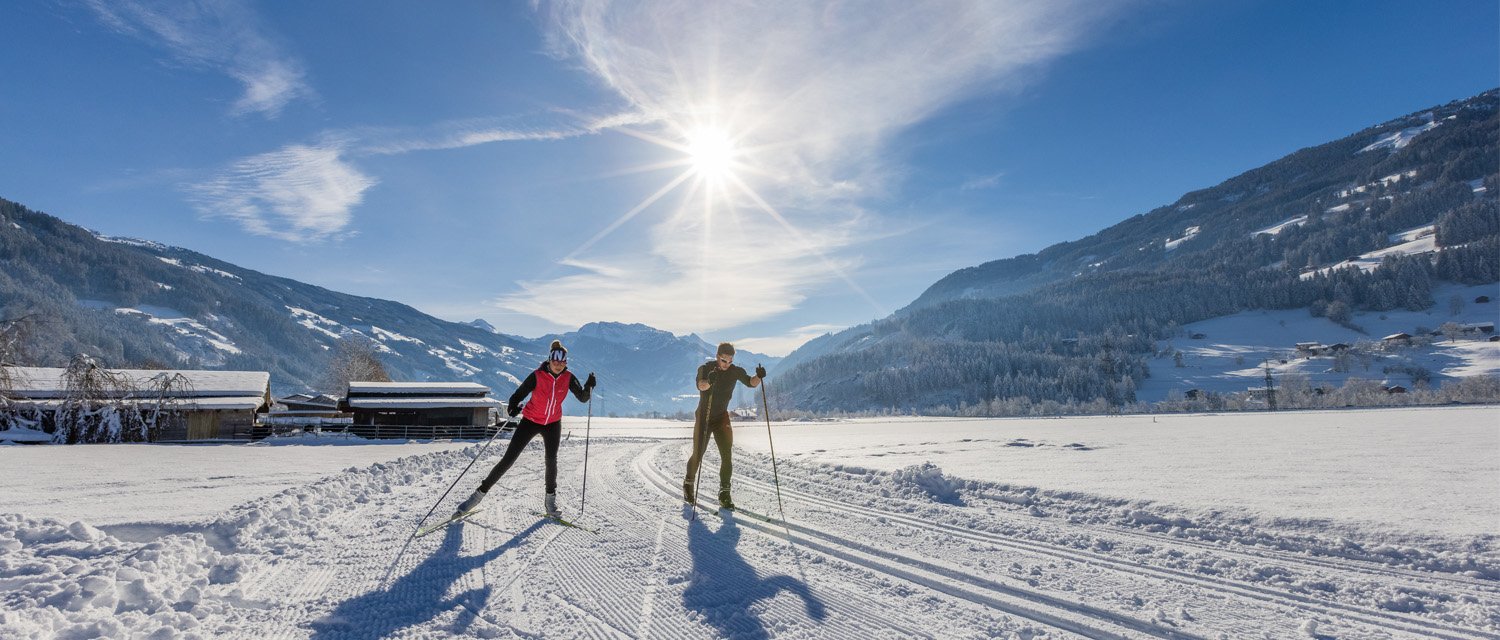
[261, 393, 351, 435]
[0, 366, 271, 442]
[340, 381, 505, 439]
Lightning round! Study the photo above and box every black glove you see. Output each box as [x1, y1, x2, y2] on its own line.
[704, 370, 719, 384]
[508, 404, 522, 418]
[585, 372, 596, 389]
[755, 364, 767, 379]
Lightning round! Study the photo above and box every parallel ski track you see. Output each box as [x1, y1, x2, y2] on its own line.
[710, 444, 1500, 640]
[635, 443, 1200, 640]
[582, 441, 941, 639]
[809, 468, 1500, 595]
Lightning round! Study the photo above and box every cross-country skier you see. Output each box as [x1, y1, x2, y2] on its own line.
[454, 340, 595, 518]
[684, 342, 765, 510]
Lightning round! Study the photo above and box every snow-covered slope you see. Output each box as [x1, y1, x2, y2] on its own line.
[1139, 282, 1500, 401]
[1, 408, 1496, 638]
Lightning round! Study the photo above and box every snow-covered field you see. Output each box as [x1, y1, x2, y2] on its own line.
[1139, 282, 1500, 401]
[2, 408, 1497, 638]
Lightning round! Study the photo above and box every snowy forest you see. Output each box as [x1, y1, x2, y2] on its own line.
[775, 91, 1500, 414]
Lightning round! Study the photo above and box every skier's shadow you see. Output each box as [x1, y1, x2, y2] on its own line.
[683, 513, 827, 639]
[308, 519, 543, 640]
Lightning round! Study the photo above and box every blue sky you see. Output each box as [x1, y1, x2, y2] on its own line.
[2, 1, 1495, 355]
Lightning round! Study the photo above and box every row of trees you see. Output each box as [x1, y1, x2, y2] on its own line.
[1, 354, 195, 443]
[0, 324, 391, 442]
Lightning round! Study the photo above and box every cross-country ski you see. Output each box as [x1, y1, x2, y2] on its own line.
[414, 508, 484, 538]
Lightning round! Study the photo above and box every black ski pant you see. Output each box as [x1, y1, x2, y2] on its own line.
[684, 412, 733, 495]
[479, 418, 561, 494]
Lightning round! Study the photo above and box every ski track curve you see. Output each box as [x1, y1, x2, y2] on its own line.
[721, 465, 1498, 640]
[37, 437, 1492, 639]
[665, 441, 1500, 640]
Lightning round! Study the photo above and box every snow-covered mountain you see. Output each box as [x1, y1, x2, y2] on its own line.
[0, 202, 764, 413]
[543, 322, 780, 417]
[777, 89, 1499, 413]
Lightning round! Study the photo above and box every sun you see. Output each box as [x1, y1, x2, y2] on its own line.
[685, 127, 737, 181]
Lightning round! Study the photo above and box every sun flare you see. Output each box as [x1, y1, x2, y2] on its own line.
[685, 127, 736, 181]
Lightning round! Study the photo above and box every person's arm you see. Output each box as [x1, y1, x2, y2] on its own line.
[508, 372, 537, 416]
[696, 363, 712, 392]
[738, 365, 760, 388]
[569, 372, 593, 403]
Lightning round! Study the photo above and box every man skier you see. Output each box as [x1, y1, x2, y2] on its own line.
[684, 342, 766, 510]
[454, 339, 595, 518]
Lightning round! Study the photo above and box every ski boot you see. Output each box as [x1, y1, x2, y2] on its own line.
[718, 488, 735, 511]
[455, 489, 486, 516]
[543, 492, 560, 517]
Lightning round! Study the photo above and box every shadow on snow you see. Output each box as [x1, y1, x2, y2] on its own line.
[308, 519, 543, 640]
[684, 512, 826, 639]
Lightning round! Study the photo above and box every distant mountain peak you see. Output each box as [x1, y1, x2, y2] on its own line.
[465, 319, 499, 333]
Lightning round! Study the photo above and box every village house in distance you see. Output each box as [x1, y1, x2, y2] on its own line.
[340, 381, 506, 440]
[0, 366, 271, 442]
[0, 362, 511, 443]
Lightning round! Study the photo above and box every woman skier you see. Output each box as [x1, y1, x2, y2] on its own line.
[454, 339, 595, 517]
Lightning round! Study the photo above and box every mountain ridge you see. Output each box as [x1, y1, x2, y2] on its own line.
[776, 88, 1499, 413]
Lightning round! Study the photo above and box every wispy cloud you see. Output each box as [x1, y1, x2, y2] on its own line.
[354, 110, 655, 156]
[961, 171, 1007, 191]
[501, 0, 1129, 331]
[85, 0, 311, 117]
[186, 141, 375, 242]
[495, 185, 867, 334]
[735, 324, 846, 358]
[190, 111, 643, 242]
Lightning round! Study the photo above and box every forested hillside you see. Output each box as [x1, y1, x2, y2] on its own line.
[0, 204, 773, 412]
[777, 90, 1499, 413]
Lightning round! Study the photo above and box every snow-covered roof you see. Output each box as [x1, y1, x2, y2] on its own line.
[345, 397, 504, 410]
[4, 367, 270, 399]
[7, 396, 268, 411]
[346, 381, 492, 395]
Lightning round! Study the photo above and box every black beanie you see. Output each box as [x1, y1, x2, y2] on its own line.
[549, 339, 568, 362]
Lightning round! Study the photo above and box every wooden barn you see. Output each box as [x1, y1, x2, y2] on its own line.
[1, 367, 271, 441]
[341, 381, 504, 439]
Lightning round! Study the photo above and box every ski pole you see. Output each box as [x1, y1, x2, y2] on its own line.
[760, 377, 787, 523]
[580, 396, 592, 514]
[383, 415, 512, 587]
[689, 367, 713, 520]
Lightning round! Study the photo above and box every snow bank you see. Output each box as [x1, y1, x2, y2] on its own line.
[761, 455, 1500, 580]
[0, 514, 246, 639]
[890, 462, 966, 505]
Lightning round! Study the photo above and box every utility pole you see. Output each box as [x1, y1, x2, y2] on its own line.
[1263, 358, 1277, 411]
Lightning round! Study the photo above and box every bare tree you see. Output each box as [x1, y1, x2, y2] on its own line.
[322, 338, 391, 394]
[58, 354, 135, 444]
[0, 312, 40, 404]
[137, 372, 194, 442]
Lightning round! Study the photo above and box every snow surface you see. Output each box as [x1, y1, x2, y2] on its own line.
[1300, 224, 1441, 279]
[1, 408, 1496, 638]
[1251, 215, 1308, 236]
[1141, 283, 1500, 400]
[1359, 115, 1440, 153]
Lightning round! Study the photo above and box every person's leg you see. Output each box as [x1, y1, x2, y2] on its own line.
[541, 421, 561, 494]
[712, 414, 734, 493]
[479, 419, 541, 493]
[683, 413, 710, 499]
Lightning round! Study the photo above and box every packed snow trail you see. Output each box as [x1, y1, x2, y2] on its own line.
[3, 436, 1498, 638]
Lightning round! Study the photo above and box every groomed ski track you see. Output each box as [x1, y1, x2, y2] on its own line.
[184, 437, 1497, 638]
